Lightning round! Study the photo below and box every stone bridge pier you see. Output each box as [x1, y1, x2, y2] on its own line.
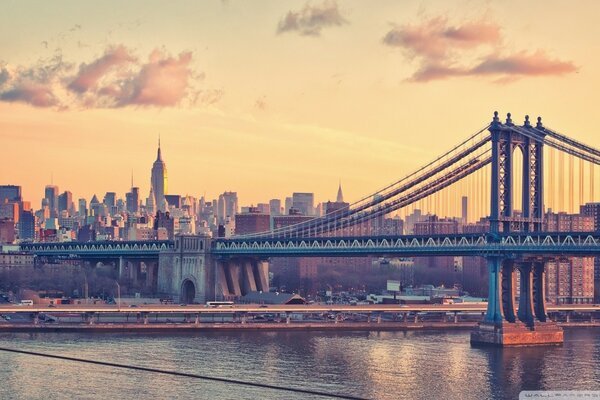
[117, 257, 159, 294]
[157, 235, 270, 303]
[216, 258, 269, 300]
[471, 256, 563, 346]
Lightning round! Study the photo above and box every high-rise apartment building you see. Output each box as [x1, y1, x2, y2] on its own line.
[580, 202, 600, 302]
[235, 207, 270, 235]
[544, 211, 595, 304]
[151, 139, 168, 211]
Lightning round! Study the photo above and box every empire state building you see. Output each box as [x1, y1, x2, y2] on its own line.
[151, 139, 168, 211]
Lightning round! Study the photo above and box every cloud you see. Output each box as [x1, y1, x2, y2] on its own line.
[383, 17, 500, 60]
[0, 45, 213, 109]
[0, 82, 58, 107]
[0, 67, 9, 86]
[68, 45, 135, 93]
[383, 16, 576, 83]
[277, 0, 347, 36]
[0, 54, 72, 108]
[116, 50, 192, 107]
[470, 51, 576, 77]
[410, 51, 577, 83]
[254, 95, 267, 110]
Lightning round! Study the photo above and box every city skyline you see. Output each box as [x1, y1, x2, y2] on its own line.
[2, 1, 599, 204]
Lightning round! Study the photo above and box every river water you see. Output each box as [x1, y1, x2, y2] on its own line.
[0, 328, 599, 400]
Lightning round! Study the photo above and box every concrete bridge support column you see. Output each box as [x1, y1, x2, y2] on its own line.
[242, 260, 257, 295]
[501, 260, 516, 323]
[532, 261, 547, 322]
[227, 262, 242, 297]
[517, 262, 535, 326]
[119, 256, 125, 279]
[484, 257, 504, 324]
[254, 260, 269, 292]
[145, 261, 158, 291]
[217, 261, 231, 299]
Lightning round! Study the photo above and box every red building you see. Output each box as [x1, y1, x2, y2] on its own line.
[235, 207, 270, 235]
[544, 211, 595, 304]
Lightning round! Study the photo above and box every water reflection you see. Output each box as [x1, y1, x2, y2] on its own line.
[0, 330, 598, 400]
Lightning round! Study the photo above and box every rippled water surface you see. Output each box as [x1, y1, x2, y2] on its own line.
[1, 329, 599, 400]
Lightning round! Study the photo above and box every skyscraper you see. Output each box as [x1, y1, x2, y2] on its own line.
[151, 138, 168, 211]
[44, 185, 59, 217]
[217, 191, 238, 223]
[269, 199, 282, 216]
[126, 187, 140, 214]
[292, 192, 314, 216]
[78, 198, 87, 217]
[0, 185, 21, 204]
[58, 191, 73, 215]
[336, 182, 344, 203]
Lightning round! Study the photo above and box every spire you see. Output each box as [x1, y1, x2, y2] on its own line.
[156, 133, 162, 161]
[131, 170, 134, 189]
[337, 180, 344, 203]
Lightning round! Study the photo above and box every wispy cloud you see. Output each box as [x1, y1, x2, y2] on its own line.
[383, 16, 576, 83]
[277, 0, 347, 36]
[0, 45, 216, 109]
[383, 17, 500, 60]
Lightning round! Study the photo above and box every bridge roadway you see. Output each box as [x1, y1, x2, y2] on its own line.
[1, 304, 598, 314]
[19, 232, 600, 259]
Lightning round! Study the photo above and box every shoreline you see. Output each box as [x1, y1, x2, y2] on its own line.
[1, 321, 599, 333]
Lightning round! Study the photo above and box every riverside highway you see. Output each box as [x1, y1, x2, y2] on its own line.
[1, 303, 599, 314]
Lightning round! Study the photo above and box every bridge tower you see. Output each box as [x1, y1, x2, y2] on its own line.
[472, 112, 562, 346]
[489, 111, 545, 233]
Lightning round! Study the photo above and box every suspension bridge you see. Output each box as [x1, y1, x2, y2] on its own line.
[211, 110, 600, 345]
[22, 111, 600, 345]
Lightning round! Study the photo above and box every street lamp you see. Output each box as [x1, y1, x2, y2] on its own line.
[115, 281, 121, 311]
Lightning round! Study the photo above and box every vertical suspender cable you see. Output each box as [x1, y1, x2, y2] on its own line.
[558, 150, 565, 212]
[579, 157, 584, 209]
[569, 153, 574, 213]
[549, 147, 554, 212]
[591, 162, 595, 203]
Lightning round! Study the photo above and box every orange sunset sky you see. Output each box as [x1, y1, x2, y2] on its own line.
[1, 0, 598, 207]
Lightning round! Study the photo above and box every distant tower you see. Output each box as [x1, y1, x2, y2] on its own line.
[336, 181, 344, 203]
[151, 136, 168, 211]
[146, 187, 156, 215]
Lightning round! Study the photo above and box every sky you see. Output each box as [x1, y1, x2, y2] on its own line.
[1, 0, 599, 208]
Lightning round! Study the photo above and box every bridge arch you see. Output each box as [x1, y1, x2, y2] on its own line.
[181, 278, 197, 304]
